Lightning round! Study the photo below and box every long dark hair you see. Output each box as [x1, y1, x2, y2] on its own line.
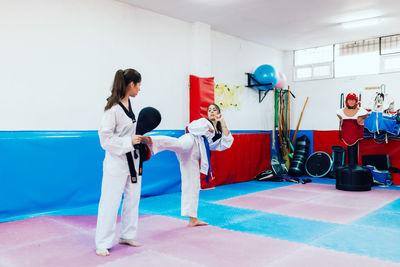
[208, 103, 222, 133]
[104, 68, 142, 111]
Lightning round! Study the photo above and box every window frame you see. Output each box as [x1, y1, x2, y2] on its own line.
[380, 34, 400, 56]
[293, 34, 400, 81]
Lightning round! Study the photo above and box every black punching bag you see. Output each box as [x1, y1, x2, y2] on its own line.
[288, 135, 310, 177]
[336, 143, 372, 191]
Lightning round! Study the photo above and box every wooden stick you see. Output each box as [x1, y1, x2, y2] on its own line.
[272, 88, 276, 148]
[291, 96, 309, 144]
[278, 90, 284, 149]
[279, 90, 290, 170]
[280, 90, 285, 137]
[287, 86, 291, 152]
[365, 86, 381, 90]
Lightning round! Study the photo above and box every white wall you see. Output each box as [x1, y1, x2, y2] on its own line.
[283, 51, 400, 131]
[211, 31, 283, 130]
[0, 0, 283, 131]
[0, 0, 192, 130]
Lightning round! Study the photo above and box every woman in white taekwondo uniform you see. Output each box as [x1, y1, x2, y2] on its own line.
[149, 104, 234, 227]
[95, 68, 144, 256]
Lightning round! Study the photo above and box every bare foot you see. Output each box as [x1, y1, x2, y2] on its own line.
[96, 248, 110, 256]
[189, 217, 208, 227]
[202, 186, 215, 190]
[119, 238, 141, 247]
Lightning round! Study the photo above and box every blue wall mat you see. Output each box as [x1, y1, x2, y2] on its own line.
[0, 131, 103, 221]
[0, 130, 184, 222]
[270, 130, 314, 161]
[291, 129, 314, 154]
[0, 129, 316, 222]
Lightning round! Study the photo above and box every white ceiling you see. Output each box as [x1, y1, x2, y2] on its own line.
[119, 0, 400, 51]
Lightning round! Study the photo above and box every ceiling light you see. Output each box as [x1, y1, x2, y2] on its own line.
[341, 17, 383, 29]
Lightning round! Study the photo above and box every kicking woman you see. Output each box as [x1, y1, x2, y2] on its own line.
[95, 68, 144, 256]
[147, 104, 234, 226]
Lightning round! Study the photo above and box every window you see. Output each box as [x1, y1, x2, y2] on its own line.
[334, 38, 380, 77]
[380, 35, 400, 73]
[381, 54, 400, 73]
[293, 45, 333, 80]
[295, 45, 333, 66]
[295, 66, 312, 79]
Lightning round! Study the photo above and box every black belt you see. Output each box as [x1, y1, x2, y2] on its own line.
[126, 150, 138, 183]
[126, 145, 146, 183]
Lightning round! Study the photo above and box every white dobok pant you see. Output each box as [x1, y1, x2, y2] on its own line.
[151, 134, 201, 218]
[95, 161, 141, 249]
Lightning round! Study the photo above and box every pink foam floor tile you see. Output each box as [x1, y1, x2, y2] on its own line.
[251, 187, 323, 201]
[288, 183, 400, 198]
[50, 215, 99, 230]
[145, 217, 303, 267]
[2, 213, 400, 266]
[285, 183, 337, 192]
[137, 214, 304, 266]
[0, 215, 302, 267]
[0, 216, 79, 250]
[216, 195, 295, 213]
[275, 202, 368, 223]
[96, 250, 204, 267]
[309, 193, 399, 209]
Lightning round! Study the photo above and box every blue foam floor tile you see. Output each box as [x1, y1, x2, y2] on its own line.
[311, 224, 400, 262]
[352, 199, 400, 230]
[150, 201, 265, 226]
[199, 188, 250, 202]
[353, 211, 400, 231]
[0, 203, 101, 222]
[197, 181, 290, 202]
[224, 212, 339, 243]
[139, 193, 181, 215]
[45, 203, 100, 216]
[195, 202, 264, 227]
[309, 177, 336, 185]
[379, 198, 400, 210]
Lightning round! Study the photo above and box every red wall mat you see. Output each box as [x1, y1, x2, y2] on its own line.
[392, 173, 400, 185]
[313, 130, 400, 167]
[313, 130, 344, 154]
[359, 138, 400, 169]
[201, 133, 271, 189]
[312, 130, 349, 162]
[189, 75, 215, 122]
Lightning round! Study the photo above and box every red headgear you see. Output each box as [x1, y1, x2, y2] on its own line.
[345, 93, 358, 108]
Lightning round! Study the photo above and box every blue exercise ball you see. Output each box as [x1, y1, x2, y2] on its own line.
[253, 64, 278, 90]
